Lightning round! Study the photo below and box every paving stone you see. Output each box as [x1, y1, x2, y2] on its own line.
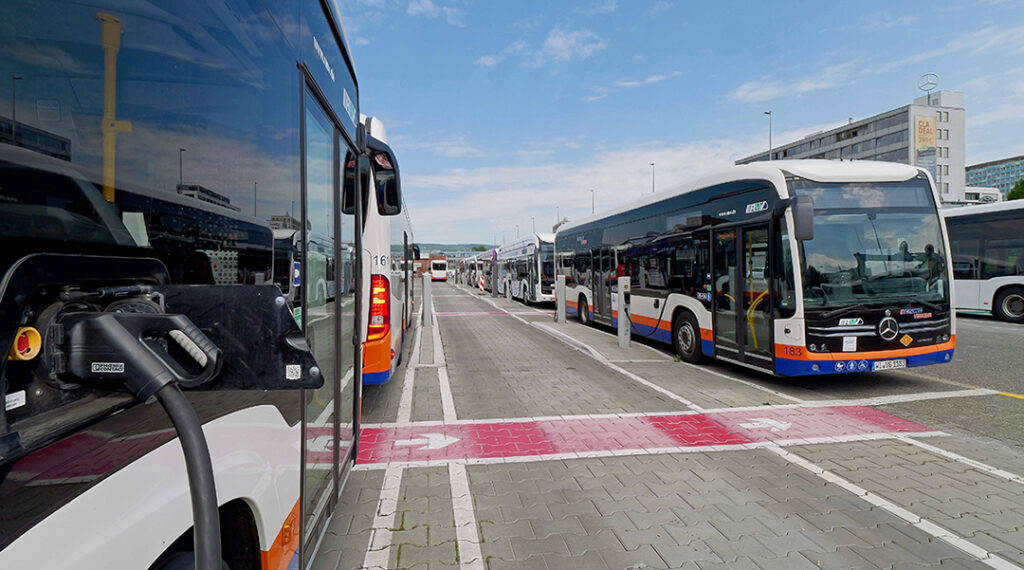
[543, 550, 612, 570]
[509, 534, 571, 558]
[563, 529, 626, 556]
[598, 544, 667, 569]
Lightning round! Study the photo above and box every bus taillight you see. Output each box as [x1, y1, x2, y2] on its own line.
[368, 274, 390, 341]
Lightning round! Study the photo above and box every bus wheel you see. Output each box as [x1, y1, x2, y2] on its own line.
[578, 295, 590, 325]
[672, 312, 702, 363]
[995, 287, 1024, 323]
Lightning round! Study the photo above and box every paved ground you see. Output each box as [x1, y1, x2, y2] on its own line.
[315, 280, 1024, 569]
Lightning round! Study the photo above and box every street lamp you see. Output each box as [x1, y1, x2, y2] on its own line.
[764, 110, 772, 161]
[515, 224, 519, 239]
[650, 163, 655, 193]
[11, 75, 22, 145]
[178, 147, 187, 186]
[253, 181, 258, 216]
[531, 216, 535, 234]
[590, 189, 595, 214]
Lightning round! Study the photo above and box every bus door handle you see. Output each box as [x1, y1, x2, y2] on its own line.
[653, 299, 659, 309]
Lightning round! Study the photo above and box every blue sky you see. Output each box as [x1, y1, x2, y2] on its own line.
[339, 0, 1024, 244]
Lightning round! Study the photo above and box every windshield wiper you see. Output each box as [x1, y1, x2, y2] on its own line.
[820, 303, 872, 320]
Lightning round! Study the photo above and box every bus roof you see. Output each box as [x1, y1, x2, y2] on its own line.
[497, 233, 555, 255]
[558, 160, 923, 234]
[943, 199, 1019, 218]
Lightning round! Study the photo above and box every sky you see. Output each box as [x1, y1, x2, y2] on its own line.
[338, 0, 1024, 244]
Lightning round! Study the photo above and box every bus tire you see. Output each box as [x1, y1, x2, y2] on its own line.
[578, 295, 590, 325]
[672, 311, 702, 363]
[994, 287, 1024, 323]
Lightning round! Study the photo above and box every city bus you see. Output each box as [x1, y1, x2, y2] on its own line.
[359, 115, 416, 385]
[0, 1, 402, 568]
[555, 160, 955, 376]
[497, 233, 556, 303]
[944, 200, 1024, 322]
[431, 258, 449, 281]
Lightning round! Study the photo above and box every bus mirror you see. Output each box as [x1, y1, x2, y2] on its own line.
[341, 152, 357, 215]
[411, 244, 421, 259]
[792, 195, 815, 241]
[367, 136, 402, 216]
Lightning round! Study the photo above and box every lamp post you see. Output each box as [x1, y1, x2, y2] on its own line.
[531, 216, 535, 234]
[649, 162, 655, 193]
[590, 189, 594, 213]
[11, 75, 22, 145]
[178, 147, 187, 186]
[515, 224, 519, 239]
[764, 110, 772, 160]
[253, 181, 258, 216]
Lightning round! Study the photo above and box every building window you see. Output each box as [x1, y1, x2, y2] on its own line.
[944, 183, 949, 193]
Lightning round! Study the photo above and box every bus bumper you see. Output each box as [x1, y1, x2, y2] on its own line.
[773, 344, 955, 376]
[362, 331, 393, 385]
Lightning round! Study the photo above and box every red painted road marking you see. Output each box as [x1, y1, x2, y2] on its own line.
[354, 406, 932, 466]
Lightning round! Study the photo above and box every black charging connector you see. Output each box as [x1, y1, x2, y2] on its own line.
[56, 311, 225, 570]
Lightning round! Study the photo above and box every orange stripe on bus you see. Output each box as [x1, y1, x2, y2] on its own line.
[700, 328, 713, 341]
[774, 336, 955, 361]
[628, 312, 672, 331]
[261, 499, 300, 570]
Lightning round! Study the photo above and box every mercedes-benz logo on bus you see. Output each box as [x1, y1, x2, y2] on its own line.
[878, 317, 899, 341]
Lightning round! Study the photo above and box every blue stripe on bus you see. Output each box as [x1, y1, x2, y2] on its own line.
[362, 369, 392, 385]
[773, 348, 954, 376]
[610, 317, 673, 344]
[701, 339, 713, 355]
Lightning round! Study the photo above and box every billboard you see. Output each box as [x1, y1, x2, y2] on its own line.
[914, 115, 938, 181]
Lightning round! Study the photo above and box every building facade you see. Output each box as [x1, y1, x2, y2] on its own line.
[736, 91, 968, 202]
[966, 155, 1024, 196]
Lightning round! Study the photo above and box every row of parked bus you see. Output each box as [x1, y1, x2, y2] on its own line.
[0, 1, 420, 568]
[470, 160, 1024, 380]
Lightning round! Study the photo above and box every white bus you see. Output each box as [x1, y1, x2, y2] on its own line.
[431, 258, 449, 281]
[0, 2, 400, 568]
[944, 200, 1024, 322]
[556, 160, 955, 376]
[359, 116, 417, 385]
[497, 233, 556, 303]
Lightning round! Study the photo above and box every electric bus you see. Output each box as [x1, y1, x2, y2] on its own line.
[358, 115, 416, 385]
[497, 234, 556, 303]
[944, 200, 1024, 322]
[556, 160, 955, 376]
[431, 258, 449, 281]
[0, 2, 403, 568]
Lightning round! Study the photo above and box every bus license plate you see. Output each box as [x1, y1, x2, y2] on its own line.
[872, 359, 907, 371]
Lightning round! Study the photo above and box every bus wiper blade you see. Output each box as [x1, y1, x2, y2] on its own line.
[820, 303, 870, 320]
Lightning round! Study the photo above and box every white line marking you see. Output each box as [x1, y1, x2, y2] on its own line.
[351, 430, 948, 470]
[765, 445, 1021, 570]
[361, 466, 404, 570]
[437, 367, 458, 422]
[534, 322, 702, 411]
[396, 328, 422, 426]
[449, 463, 484, 569]
[897, 436, 1024, 486]
[431, 302, 446, 366]
[361, 388, 995, 429]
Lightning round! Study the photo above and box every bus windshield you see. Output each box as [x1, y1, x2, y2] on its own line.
[790, 178, 949, 309]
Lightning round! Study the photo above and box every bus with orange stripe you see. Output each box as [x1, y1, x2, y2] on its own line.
[0, 2, 403, 568]
[555, 160, 955, 376]
[359, 116, 416, 386]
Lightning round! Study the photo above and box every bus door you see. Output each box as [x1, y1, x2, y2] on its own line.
[713, 225, 773, 369]
[590, 247, 613, 323]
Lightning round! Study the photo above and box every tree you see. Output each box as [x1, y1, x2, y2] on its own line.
[471, 245, 486, 251]
[1008, 179, 1024, 201]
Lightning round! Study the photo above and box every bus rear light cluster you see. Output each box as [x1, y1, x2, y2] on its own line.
[368, 275, 390, 341]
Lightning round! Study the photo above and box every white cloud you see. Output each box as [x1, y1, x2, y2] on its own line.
[575, 1, 617, 15]
[526, 28, 606, 67]
[870, 24, 1024, 74]
[391, 135, 484, 158]
[846, 12, 917, 32]
[583, 71, 683, 102]
[728, 60, 858, 103]
[475, 40, 528, 67]
[649, 1, 672, 15]
[406, 0, 465, 26]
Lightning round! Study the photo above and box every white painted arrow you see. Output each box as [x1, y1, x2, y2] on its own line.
[394, 432, 460, 450]
[738, 418, 793, 432]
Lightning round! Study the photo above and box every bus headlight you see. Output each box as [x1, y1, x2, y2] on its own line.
[809, 344, 817, 352]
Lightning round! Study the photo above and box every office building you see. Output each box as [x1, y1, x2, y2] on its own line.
[736, 91, 968, 202]
[176, 183, 240, 212]
[966, 155, 1024, 196]
[0, 116, 71, 161]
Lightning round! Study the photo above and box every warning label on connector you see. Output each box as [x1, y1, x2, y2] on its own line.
[91, 362, 125, 373]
